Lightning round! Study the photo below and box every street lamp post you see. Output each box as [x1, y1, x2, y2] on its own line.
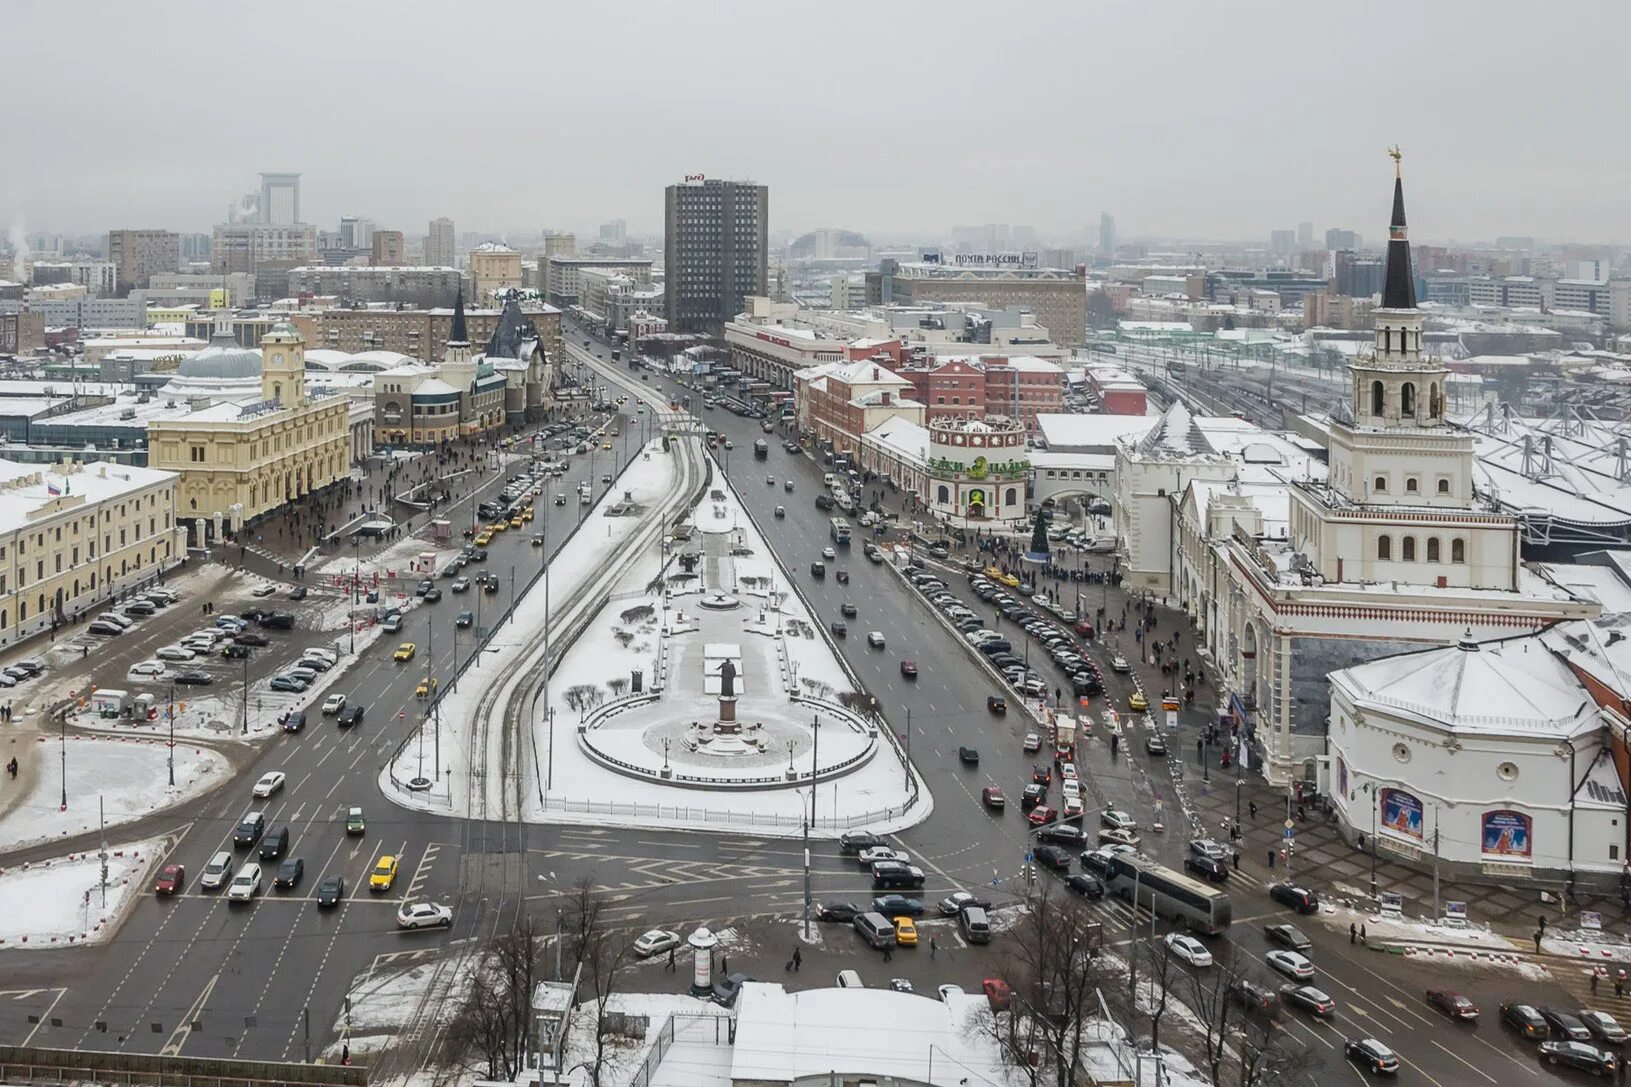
[240, 653, 249, 735]
[167, 680, 176, 788]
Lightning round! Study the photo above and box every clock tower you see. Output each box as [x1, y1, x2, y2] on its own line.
[260, 320, 306, 406]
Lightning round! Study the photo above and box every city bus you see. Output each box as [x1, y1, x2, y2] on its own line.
[1104, 853, 1231, 935]
[829, 518, 852, 546]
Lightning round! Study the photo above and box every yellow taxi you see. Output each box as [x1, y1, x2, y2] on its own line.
[998, 572, 1021, 588]
[369, 855, 399, 891]
[601, 440, 613, 450]
[393, 642, 417, 662]
[985, 565, 1004, 580]
[893, 916, 919, 946]
[416, 675, 438, 699]
[1129, 691, 1148, 711]
[509, 516, 523, 529]
[488, 521, 508, 534]
[521, 507, 534, 522]
[474, 531, 492, 545]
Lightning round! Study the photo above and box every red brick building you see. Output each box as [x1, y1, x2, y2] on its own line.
[794, 359, 923, 456]
[897, 354, 1063, 429]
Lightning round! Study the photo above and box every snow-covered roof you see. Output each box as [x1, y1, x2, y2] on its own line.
[0, 459, 179, 529]
[1332, 634, 1596, 737]
[862, 416, 928, 462]
[1036, 412, 1156, 451]
[730, 983, 1014, 1087]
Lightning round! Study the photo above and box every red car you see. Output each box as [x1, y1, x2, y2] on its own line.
[982, 786, 1007, 810]
[154, 863, 185, 896]
[1074, 619, 1095, 637]
[900, 660, 918, 679]
[983, 977, 1012, 1011]
[1426, 990, 1479, 1021]
[1028, 805, 1056, 827]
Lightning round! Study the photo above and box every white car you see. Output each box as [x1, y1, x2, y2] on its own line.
[1061, 779, 1081, 801]
[938, 984, 966, 1002]
[129, 660, 168, 678]
[632, 929, 682, 958]
[867, 631, 886, 648]
[821, 546, 836, 560]
[227, 862, 262, 902]
[304, 648, 339, 666]
[321, 693, 347, 715]
[188, 629, 223, 645]
[251, 584, 277, 598]
[1060, 763, 1078, 781]
[251, 771, 287, 798]
[155, 645, 196, 662]
[1101, 809, 1137, 831]
[858, 846, 909, 867]
[396, 902, 454, 930]
[1110, 655, 1131, 673]
[1099, 827, 1140, 847]
[1266, 949, 1315, 981]
[1062, 797, 1085, 819]
[1165, 933, 1213, 968]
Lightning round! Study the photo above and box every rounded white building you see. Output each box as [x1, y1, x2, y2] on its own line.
[926, 416, 1029, 525]
[1328, 633, 1623, 893]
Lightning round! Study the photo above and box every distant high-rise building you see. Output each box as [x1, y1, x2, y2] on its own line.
[599, 219, 626, 242]
[1270, 229, 1296, 255]
[543, 232, 576, 260]
[426, 218, 455, 266]
[1325, 227, 1360, 251]
[259, 173, 301, 226]
[1297, 221, 1314, 247]
[371, 231, 405, 267]
[107, 229, 180, 296]
[664, 177, 768, 334]
[1099, 213, 1116, 255]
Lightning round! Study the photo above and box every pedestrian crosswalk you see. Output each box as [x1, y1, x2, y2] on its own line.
[1552, 962, 1631, 1018]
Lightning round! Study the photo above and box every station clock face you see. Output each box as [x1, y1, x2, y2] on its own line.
[272, 353, 286, 366]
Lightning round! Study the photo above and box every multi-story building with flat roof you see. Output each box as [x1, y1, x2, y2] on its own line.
[468, 243, 523, 302]
[0, 458, 188, 650]
[107, 230, 180, 295]
[664, 177, 768, 334]
[884, 260, 1087, 346]
[211, 223, 317, 275]
[425, 217, 455, 267]
[288, 265, 465, 307]
[540, 257, 654, 309]
[370, 230, 405, 267]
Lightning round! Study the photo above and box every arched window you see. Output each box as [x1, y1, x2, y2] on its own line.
[935, 484, 950, 504]
[1437, 478, 1450, 495]
[1370, 380, 1385, 416]
[1377, 535, 1392, 561]
[1005, 487, 1018, 506]
[1427, 538, 1441, 561]
[1402, 536, 1417, 561]
[1406, 477, 1419, 493]
[1373, 475, 1388, 493]
[1451, 539, 1466, 563]
[1429, 382, 1442, 419]
[1401, 382, 1416, 417]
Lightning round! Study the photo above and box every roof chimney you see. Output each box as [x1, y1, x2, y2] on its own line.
[872, 366, 879, 381]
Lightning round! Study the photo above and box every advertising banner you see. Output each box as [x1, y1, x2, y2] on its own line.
[1338, 757, 1349, 800]
[1380, 788, 1424, 840]
[1481, 810, 1532, 859]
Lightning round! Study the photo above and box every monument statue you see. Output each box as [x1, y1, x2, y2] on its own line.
[719, 658, 737, 698]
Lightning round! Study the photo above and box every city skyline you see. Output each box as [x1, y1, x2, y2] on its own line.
[5, 0, 1631, 245]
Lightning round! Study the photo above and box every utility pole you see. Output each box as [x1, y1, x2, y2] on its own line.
[430, 604, 440, 779]
[302, 1006, 311, 1063]
[904, 707, 911, 790]
[98, 796, 107, 907]
[167, 681, 176, 787]
[1432, 817, 1441, 921]
[59, 709, 67, 811]
[240, 652, 249, 735]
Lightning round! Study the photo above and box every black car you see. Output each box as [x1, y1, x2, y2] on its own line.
[1344, 1038, 1400, 1075]
[222, 643, 252, 660]
[1279, 984, 1336, 1018]
[338, 704, 364, 728]
[817, 901, 862, 922]
[986, 694, 1007, 714]
[1034, 844, 1072, 871]
[1269, 883, 1319, 914]
[1540, 1007, 1593, 1042]
[289, 586, 308, 601]
[235, 631, 270, 646]
[1538, 1041, 1618, 1077]
[840, 831, 886, 855]
[871, 894, 924, 917]
[273, 858, 304, 889]
[1264, 923, 1312, 951]
[281, 710, 308, 733]
[840, 602, 858, 618]
[316, 875, 345, 908]
[712, 972, 754, 1008]
[173, 670, 214, 686]
[810, 562, 826, 579]
[1580, 1010, 1629, 1046]
[423, 587, 443, 603]
[258, 825, 290, 860]
[1232, 979, 1279, 1016]
[1021, 783, 1046, 809]
[958, 746, 979, 765]
[1185, 855, 1228, 882]
[1066, 874, 1105, 899]
[1037, 824, 1087, 847]
[456, 611, 473, 628]
[1501, 1002, 1550, 1040]
[831, 621, 847, 637]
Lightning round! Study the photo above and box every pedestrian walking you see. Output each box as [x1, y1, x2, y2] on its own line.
[1360, 924, 1366, 944]
[1538, 914, 1548, 936]
[792, 947, 802, 971]
[1267, 849, 1275, 869]
[1250, 800, 1258, 821]
[666, 948, 676, 972]
[930, 936, 938, 959]
[1232, 851, 1240, 871]
[1618, 972, 1626, 999]
[1592, 970, 1600, 995]
[883, 943, 893, 963]
[1534, 930, 1543, 954]
[1350, 923, 1357, 944]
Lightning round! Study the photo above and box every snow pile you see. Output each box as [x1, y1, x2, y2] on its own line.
[1, 736, 228, 848]
[0, 835, 165, 947]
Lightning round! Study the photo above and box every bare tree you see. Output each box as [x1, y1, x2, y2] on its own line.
[558, 877, 635, 1087]
[564, 683, 605, 715]
[1237, 1010, 1317, 1087]
[443, 915, 543, 1080]
[987, 881, 1114, 1087]
[1184, 961, 1243, 1084]
[1133, 934, 1182, 1056]
[608, 677, 629, 697]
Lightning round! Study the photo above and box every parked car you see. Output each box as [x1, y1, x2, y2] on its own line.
[1264, 924, 1312, 951]
[1537, 1041, 1619, 1077]
[1501, 1002, 1550, 1040]
[1427, 990, 1481, 1023]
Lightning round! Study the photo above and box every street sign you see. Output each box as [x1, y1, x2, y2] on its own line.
[1581, 911, 1603, 930]
[1444, 901, 1468, 927]
[1024, 851, 1033, 864]
[1284, 819, 1295, 830]
[1283, 826, 1295, 839]
[1378, 891, 1404, 919]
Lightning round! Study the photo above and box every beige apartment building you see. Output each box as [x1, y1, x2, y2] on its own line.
[299, 303, 562, 375]
[107, 229, 180, 295]
[0, 459, 188, 650]
[889, 263, 1087, 346]
[468, 243, 523, 302]
[147, 322, 350, 543]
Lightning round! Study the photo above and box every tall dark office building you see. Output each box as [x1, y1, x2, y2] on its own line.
[664, 177, 768, 333]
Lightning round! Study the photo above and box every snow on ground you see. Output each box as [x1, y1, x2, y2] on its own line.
[1078, 1017, 1210, 1087]
[555, 993, 727, 1087]
[0, 834, 167, 947]
[0, 735, 227, 849]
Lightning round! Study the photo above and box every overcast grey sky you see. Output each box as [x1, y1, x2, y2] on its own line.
[7, 0, 1629, 245]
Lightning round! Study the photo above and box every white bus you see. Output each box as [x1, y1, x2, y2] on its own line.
[829, 518, 852, 545]
[1105, 853, 1231, 935]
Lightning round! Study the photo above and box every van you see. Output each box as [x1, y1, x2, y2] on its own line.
[871, 862, 926, 890]
[259, 824, 290, 860]
[381, 612, 403, 633]
[823, 473, 840, 488]
[200, 850, 234, 890]
[853, 911, 895, 949]
[959, 906, 992, 945]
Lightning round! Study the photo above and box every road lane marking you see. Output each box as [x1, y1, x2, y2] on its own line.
[159, 971, 218, 1055]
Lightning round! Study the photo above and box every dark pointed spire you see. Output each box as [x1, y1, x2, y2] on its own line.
[1382, 147, 1417, 310]
[449, 289, 469, 344]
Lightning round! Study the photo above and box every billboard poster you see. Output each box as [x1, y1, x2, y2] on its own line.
[1338, 757, 1349, 800]
[1380, 787, 1424, 840]
[1481, 810, 1532, 859]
